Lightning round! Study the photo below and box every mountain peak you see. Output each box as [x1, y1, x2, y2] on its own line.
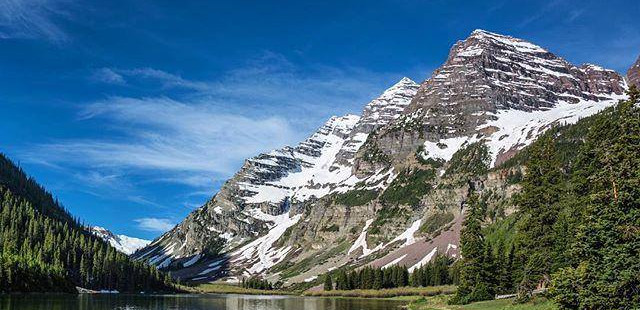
[91, 226, 151, 255]
[461, 29, 548, 55]
[360, 78, 419, 128]
[627, 54, 640, 88]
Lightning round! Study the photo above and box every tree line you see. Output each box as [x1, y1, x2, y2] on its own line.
[0, 154, 175, 293]
[324, 255, 459, 291]
[451, 87, 640, 309]
[241, 276, 274, 290]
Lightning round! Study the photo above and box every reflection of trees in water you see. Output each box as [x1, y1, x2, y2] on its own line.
[1, 294, 405, 310]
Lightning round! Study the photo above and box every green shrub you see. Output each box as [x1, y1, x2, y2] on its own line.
[334, 189, 379, 206]
[321, 224, 339, 232]
[369, 206, 407, 234]
[444, 142, 490, 177]
[380, 168, 436, 206]
[419, 212, 455, 234]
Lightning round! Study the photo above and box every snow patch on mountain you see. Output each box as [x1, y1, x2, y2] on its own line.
[408, 247, 438, 272]
[238, 114, 360, 204]
[91, 226, 151, 255]
[382, 254, 408, 269]
[348, 219, 384, 258]
[231, 211, 302, 274]
[388, 219, 422, 247]
[421, 94, 626, 166]
[237, 78, 419, 205]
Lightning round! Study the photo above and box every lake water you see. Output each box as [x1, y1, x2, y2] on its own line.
[0, 294, 408, 310]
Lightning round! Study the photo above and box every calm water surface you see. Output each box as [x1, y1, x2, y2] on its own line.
[0, 294, 408, 310]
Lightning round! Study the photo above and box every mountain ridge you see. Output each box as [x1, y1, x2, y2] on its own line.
[91, 226, 151, 255]
[135, 29, 627, 286]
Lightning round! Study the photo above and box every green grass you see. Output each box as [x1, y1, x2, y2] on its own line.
[419, 212, 455, 234]
[271, 240, 351, 279]
[380, 168, 437, 206]
[334, 189, 379, 206]
[483, 213, 518, 255]
[443, 142, 490, 178]
[305, 285, 456, 298]
[409, 296, 556, 310]
[189, 283, 296, 295]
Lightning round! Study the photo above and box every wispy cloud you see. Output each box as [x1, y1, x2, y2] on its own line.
[134, 217, 175, 232]
[566, 8, 585, 23]
[22, 52, 399, 209]
[91, 68, 125, 85]
[0, 0, 70, 42]
[121, 68, 210, 91]
[37, 97, 297, 178]
[517, 0, 563, 28]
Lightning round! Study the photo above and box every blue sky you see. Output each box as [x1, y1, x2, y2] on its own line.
[1, 0, 638, 240]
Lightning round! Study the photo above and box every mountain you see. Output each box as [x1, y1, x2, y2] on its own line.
[91, 226, 151, 255]
[135, 30, 626, 286]
[134, 78, 420, 273]
[0, 153, 174, 293]
[628, 54, 640, 88]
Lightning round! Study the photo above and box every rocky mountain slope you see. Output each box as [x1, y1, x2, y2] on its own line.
[628, 54, 640, 88]
[134, 30, 627, 286]
[91, 226, 151, 255]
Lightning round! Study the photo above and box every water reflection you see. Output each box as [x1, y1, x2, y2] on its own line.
[0, 294, 406, 310]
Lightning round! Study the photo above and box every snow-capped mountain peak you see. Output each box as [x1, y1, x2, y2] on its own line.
[467, 29, 548, 54]
[91, 226, 151, 255]
[360, 77, 419, 128]
[134, 31, 626, 284]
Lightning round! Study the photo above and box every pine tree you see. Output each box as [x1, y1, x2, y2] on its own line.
[551, 87, 640, 309]
[324, 274, 333, 291]
[514, 134, 565, 300]
[450, 193, 491, 304]
[0, 154, 175, 293]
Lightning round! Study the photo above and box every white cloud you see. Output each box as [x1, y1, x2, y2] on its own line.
[120, 68, 210, 91]
[134, 218, 175, 232]
[26, 52, 401, 201]
[0, 0, 70, 42]
[91, 68, 126, 85]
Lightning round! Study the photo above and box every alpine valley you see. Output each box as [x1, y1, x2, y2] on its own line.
[134, 29, 631, 289]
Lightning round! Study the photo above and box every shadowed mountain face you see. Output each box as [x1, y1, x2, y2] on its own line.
[628, 55, 640, 88]
[134, 30, 626, 285]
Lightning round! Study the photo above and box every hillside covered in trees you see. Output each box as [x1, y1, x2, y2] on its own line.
[451, 87, 640, 309]
[0, 154, 175, 293]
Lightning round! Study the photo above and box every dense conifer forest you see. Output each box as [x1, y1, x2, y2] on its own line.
[451, 87, 640, 309]
[322, 255, 458, 291]
[0, 154, 175, 293]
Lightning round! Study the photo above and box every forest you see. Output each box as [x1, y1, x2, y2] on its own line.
[451, 87, 640, 309]
[0, 154, 175, 293]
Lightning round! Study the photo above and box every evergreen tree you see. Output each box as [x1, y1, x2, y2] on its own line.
[450, 193, 492, 304]
[323, 274, 333, 291]
[514, 134, 566, 300]
[0, 154, 175, 293]
[551, 87, 640, 309]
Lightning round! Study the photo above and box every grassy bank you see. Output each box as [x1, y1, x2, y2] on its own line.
[304, 285, 456, 298]
[408, 295, 556, 310]
[186, 283, 296, 295]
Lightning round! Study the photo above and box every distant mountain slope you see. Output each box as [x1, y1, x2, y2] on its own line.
[627, 54, 640, 88]
[0, 153, 174, 293]
[134, 78, 420, 269]
[91, 226, 151, 255]
[135, 30, 627, 286]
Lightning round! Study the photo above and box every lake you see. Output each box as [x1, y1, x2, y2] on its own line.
[0, 294, 409, 310]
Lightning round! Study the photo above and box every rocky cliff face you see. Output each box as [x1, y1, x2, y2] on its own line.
[134, 78, 420, 272]
[628, 55, 640, 88]
[361, 29, 624, 172]
[135, 30, 627, 285]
